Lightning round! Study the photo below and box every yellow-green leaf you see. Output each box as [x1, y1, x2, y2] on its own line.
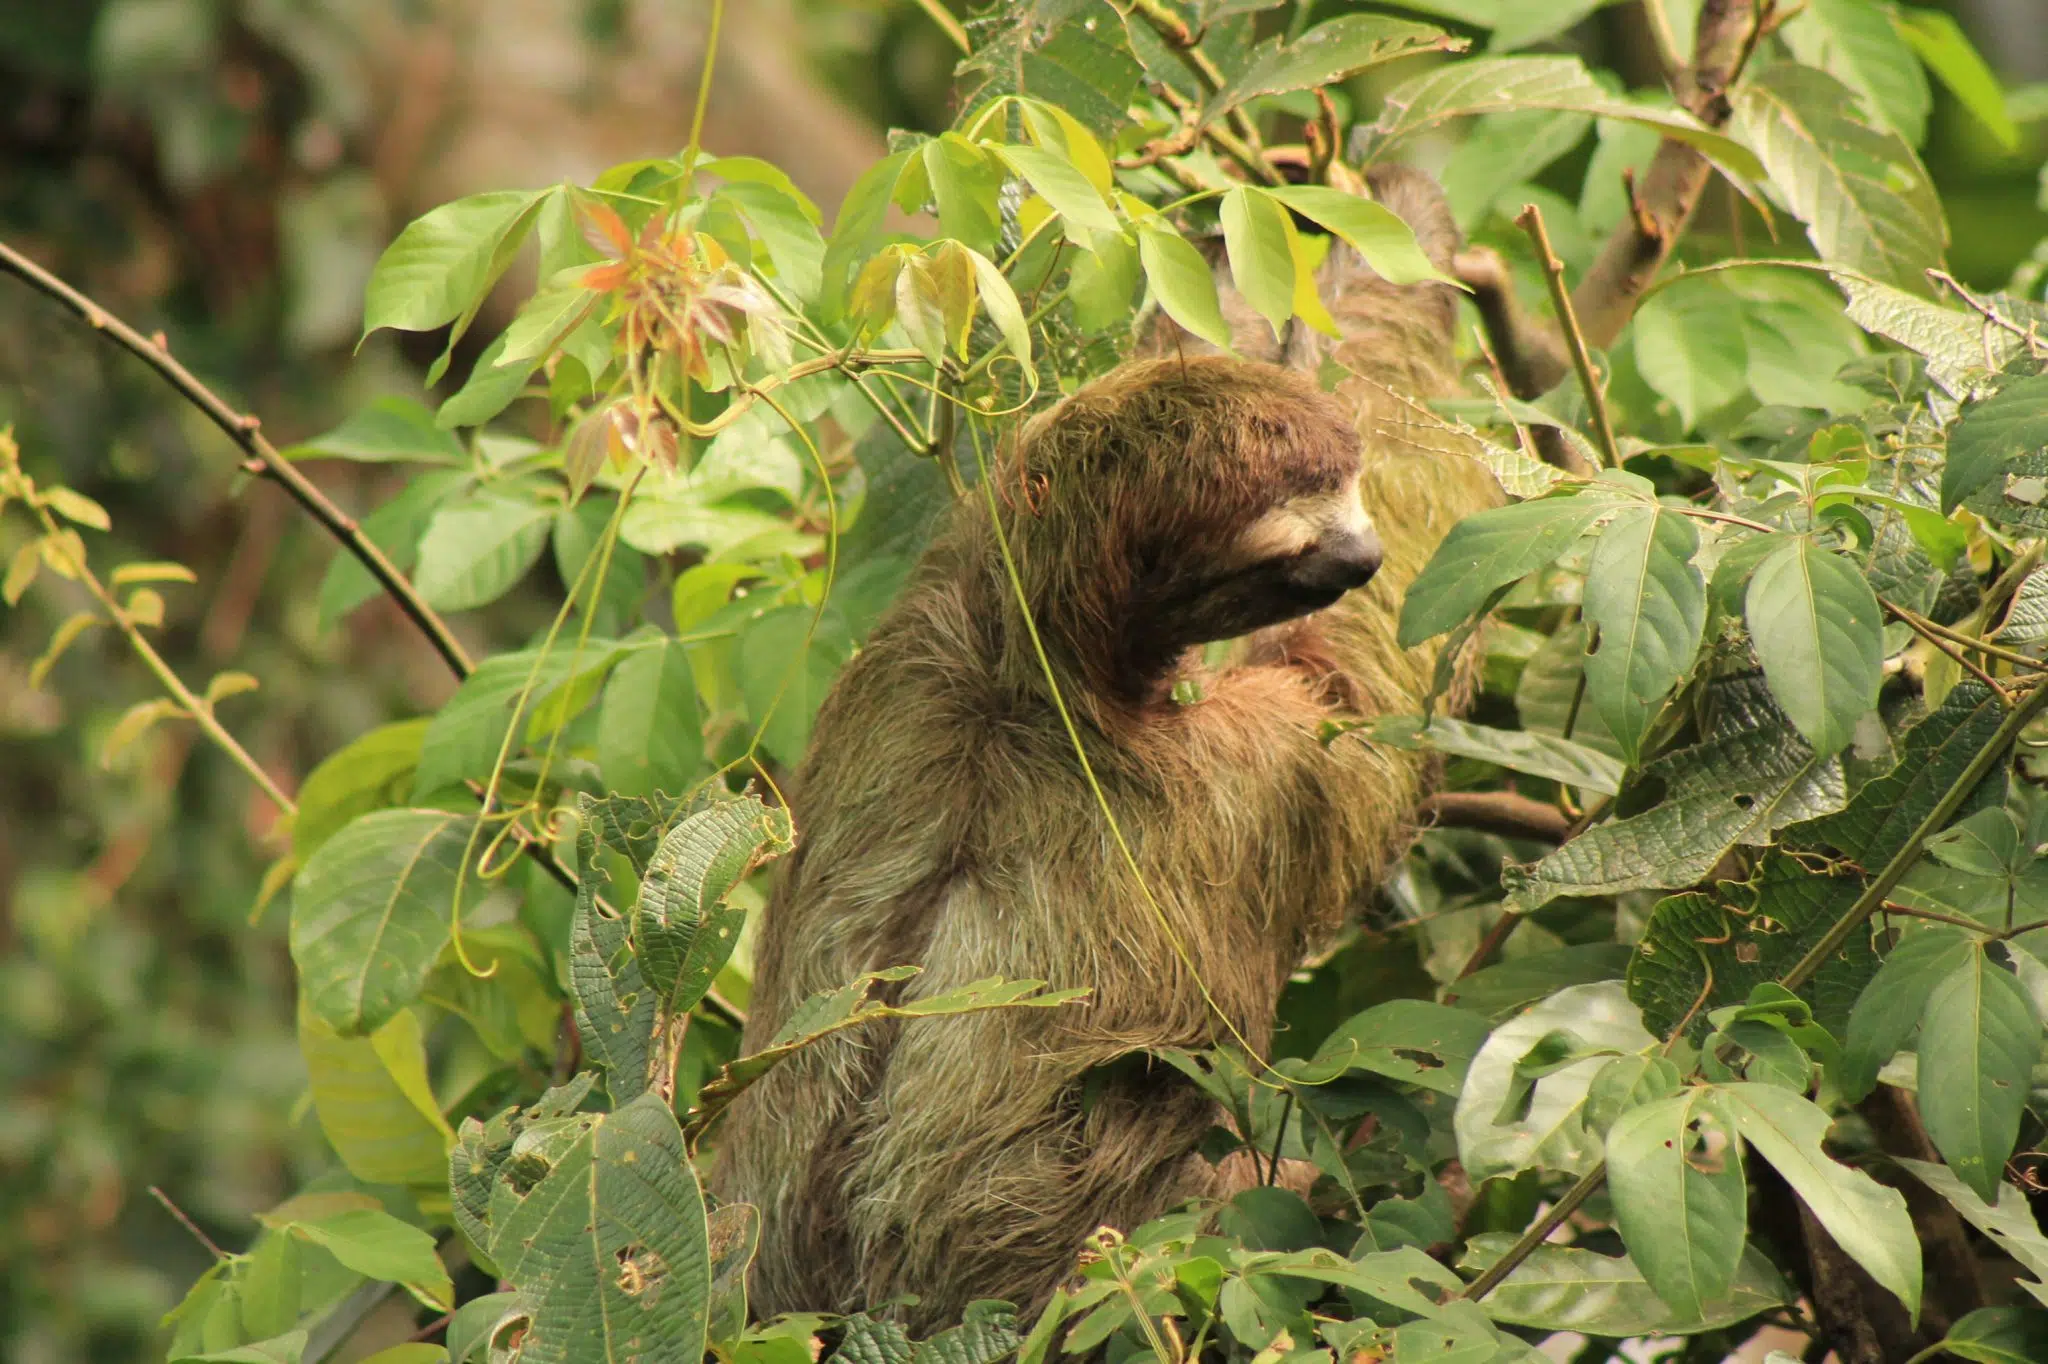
[125, 587, 165, 628]
[42, 485, 111, 530]
[29, 611, 99, 688]
[3, 540, 38, 604]
[102, 698, 185, 766]
[110, 560, 199, 587]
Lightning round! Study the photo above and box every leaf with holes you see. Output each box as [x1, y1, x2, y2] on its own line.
[632, 796, 792, 1018]
[1606, 1090, 1749, 1320]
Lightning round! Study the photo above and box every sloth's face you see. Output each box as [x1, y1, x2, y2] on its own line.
[1168, 474, 1382, 644]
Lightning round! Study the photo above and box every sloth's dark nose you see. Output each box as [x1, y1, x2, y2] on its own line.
[1297, 525, 1383, 593]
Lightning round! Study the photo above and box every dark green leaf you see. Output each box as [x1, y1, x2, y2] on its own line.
[1399, 496, 1610, 646]
[1206, 16, 1460, 123]
[597, 639, 705, 798]
[292, 718, 431, 863]
[1917, 945, 2043, 1203]
[289, 810, 478, 1035]
[1606, 1090, 1748, 1320]
[413, 646, 596, 797]
[1287, 999, 1491, 1093]
[316, 470, 469, 629]
[1582, 506, 1704, 765]
[1745, 537, 1882, 756]
[1944, 375, 2048, 513]
[633, 795, 792, 1017]
[737, 605, 852, 769]
[1838, 926, 1974, 1102]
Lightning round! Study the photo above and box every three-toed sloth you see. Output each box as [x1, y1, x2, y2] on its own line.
[713, 166, 1500, 1328]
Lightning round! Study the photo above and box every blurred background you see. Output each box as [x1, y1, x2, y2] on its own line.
[0, 2, 2044, 1360]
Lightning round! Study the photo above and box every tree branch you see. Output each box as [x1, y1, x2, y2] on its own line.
[1516, 203, 1620, 469]
[1421, 790, 1571, 843]
[0, 237, 477, 680]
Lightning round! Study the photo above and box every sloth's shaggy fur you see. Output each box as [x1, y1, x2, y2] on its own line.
[713, 166, 1500, 1327]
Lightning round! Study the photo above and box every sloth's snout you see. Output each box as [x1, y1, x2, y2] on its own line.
[1294, 525, 1383, 594]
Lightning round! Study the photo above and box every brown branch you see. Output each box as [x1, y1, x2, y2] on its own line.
[0, 237, 476, 680]
[1516, 203, 1621, 469]
[1568, 0, 1766, 349]
[1421, 791, 1571, 843]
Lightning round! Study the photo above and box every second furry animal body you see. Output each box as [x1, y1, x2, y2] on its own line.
[714, 166, 1500, 1326]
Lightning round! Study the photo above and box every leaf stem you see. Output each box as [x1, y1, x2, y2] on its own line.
[36, 508, 296, 816]
[1462, 1164, 1603, 1300]
[1515, 203, 1620, 469]
[0, 237, 476, 679]
[909, 0, 971, 54]
[680, 0, 724, 181]
[1882, 598, 2047, 676]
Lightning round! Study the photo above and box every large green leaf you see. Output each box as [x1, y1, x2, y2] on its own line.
[1790, 681, 2006, 868]
[1917, 944, 2044, 1203]
[362, 189, 549, 338]
[1943, 375, 2048, 514]
[292, 719, 430, 863]
[1745, 537, 1882, 756]
[1284, 999, 1492, 1093]
[571, 874, 656, 1105]
[1454, 981, 1655, 1182]
[489, 1093, 712, 1364]
[633, 796, 792, 1017]
[1458, 1237, 1792, 1337]
[290, 810, 478, 1035]
[1206, 16, 1460, 123]
[819, 149, 913, 316]
[1136, 225, 1232, 350]
[1581, 506, 1704, 765]
[1363, 714, 1623, 796]
[1897, 1159, 2048, 1306]
[989, 143, 1118, 238]
[1837, 926, 1974, 1101]
[299, 1003, 452, 1187]
[1367, 56, 1764, 178]
[1261, 184, 1456, 288]
[1509, 680, 1847, 911]
[1894, 8, 2019, 150]
[1782, 0, 1930, 145]
[1605, 1090, 1749, 1320]
[737, 605, 852, 769]
[1937, 1307, 2048, 1364]
[1722, 1082, 1922, 1316]
[412, 492, 555, 613]
[1733, 63, 1947, 294]
[284, 397, 467, 467]
[412, 646, 597, 797]
[316, 470, 469, 629]
[597, 638, 705, 798]
[281, 1208, 452, 1312]
[1628, 853, 1878, 1043]
[1399, 496, 1611, 646]
[1219, 186, 1294, 338]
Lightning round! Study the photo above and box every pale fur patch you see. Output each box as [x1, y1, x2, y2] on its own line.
[1231, 474, 1370, 565]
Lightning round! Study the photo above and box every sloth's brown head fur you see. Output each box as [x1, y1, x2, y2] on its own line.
[990, 356, 1382, 706]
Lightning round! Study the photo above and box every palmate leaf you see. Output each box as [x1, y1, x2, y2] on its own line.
[683, 970, 1087, 1136]
[1506, 680, 1848, 912]
[488, 1093, 712, 1364]
[1458, 1237, 1791, 1337]
[1628, 852, 1881, 1044]
[1734, 63, 1948, 294]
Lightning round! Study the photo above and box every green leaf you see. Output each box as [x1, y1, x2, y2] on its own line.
[633, 796, 792, 1017]
[686, 970, 1086, 1136]
[1917, 945, 2044, 1203]
[1939, 1307, 2048, 1364]
[290, 809, 478, 1035]
[1583, 1054, 1685, 1138]
[1834, 273, 2004, 398]
[412, 646, 592, 797]
[1512, 681, 1847, 910]
[963, 246, 1033, 370]
[1721, 1081, 1922, 1316]
[285, 397, 467, 466]
[237, 1233, 301, 1341]
[922, 134, 1004, 258]
[1792, 681, 2007, 868]
[1444, 945, 1638, 1021]
[298, 1003, 451, 1186]
[597, 639, 705, 798]
[1399, 496, 1611, 646]
[316, 470, 469, 629]
[362, 189, 548, 338]
[1136, 225, 1232, 350]
[1219, 187, 1295, 338]
[412, 492, 554, 613]
[1733, 63, 1948, 295]
[1581, 506, 1704, 765]
[738, 606, 852, 770]
[715, 177, 827, 303]
[445, 1292, 518, 1364]
[494, 287, 598, 369]
[1838, 926, 1975, 1102]
[1368, 56, 1764, 179]
[1206, 15, 1460, 123]
[172, 1332, 308, 1364]
[821, 149, 913, 317]
[1897, 1159, 2048, 1299]
[1262, 183, 1457, 288]
[1454, 981, 1655, 1182]
[1745, 538, 1882, 756]
[285, 1208, 452, 1311]
[1629, 852, 1876, 1043]
[1895, 8, 2019, 150]
[1287, 999, 1492, 1093]
[489, 1093, 711, 1364]
[1361, 714, 1623, 796]
[1606, 1090, 1748, 1320]
[1458, 1237, 1792, 1337]
[989, 143, 1118, 238]
[293, 718, 431, 863]
[571, 872, 657, 1104]
[1631, 280, 1754, 428]
[1943, 375, 2048, 513]
[1782, 0, 1931, 145]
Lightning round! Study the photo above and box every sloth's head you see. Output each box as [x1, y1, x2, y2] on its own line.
[996, 355, 1380, 702]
